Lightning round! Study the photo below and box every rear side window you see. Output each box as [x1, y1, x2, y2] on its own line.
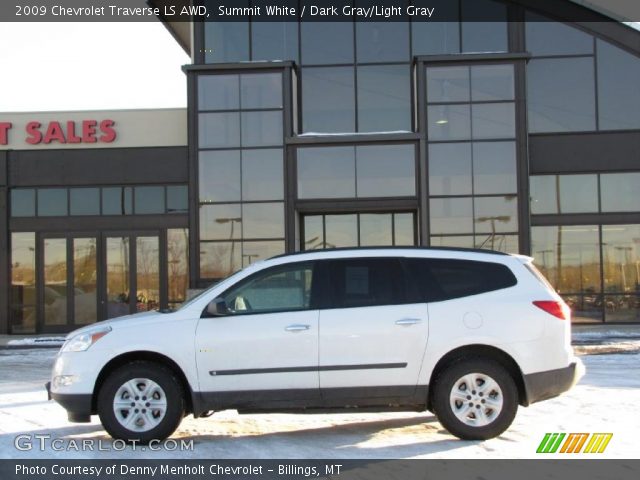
[325, 258, 406, 309]
[404, 258, 517, 302]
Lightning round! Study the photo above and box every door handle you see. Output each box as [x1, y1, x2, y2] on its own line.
[395, 318, 421, 326]
[285, 324, 310, 332]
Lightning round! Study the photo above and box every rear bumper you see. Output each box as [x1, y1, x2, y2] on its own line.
[46, 382, 93, 423]
[523, 359, 585, 406]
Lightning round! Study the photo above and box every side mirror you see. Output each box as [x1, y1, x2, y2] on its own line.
[206, 298, 229, 317]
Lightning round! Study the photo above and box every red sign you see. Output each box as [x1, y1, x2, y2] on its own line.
[0, 119, 116, 146]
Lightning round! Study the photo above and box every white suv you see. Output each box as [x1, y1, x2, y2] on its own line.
[47, 247, 584, 442]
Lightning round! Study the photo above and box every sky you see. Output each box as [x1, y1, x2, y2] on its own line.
[0, 22, 189, 112]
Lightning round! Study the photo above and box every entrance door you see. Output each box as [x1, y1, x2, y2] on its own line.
[41, 235, 98, 333]
[104, 233, 161, 319]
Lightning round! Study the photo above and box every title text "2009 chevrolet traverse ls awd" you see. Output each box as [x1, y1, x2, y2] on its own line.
[47, 247, 584, 442]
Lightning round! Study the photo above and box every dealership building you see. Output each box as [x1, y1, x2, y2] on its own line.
[2, 0, 640, 333]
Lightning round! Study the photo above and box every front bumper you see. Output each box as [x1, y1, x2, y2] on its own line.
[523, 358, 585, 406]
[45, 381, 92, 423]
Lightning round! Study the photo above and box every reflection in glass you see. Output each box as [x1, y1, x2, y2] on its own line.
[200, 241, 242, 279]
[204, 21, 249, 63]
[431, 235, 474, 248]
[102, 187, 132, 215]
[356, 144, 415, 197]
[134, 186, 164, 215]
[241, 241, 285, 267]
[360, 214, 392, 246]
[200, 204, 242, 240]
[106, 237, 130, 319]
[70, 188, 100, 216]
[394, 213, 415, 246]
[475, 233, 518, 253]
[297, 146, 356, 199]
[167, 229, 189, 309]
[428, 143, 472, 196]
[601, 173, 640, 212]
[428, 105, 471, 141]
[413, 4, 459, 56]
[10, 232, 36, 333]
[136, 237, 160, 313]
[470, 65, 514, 101]
[472, 142, 517, 194]
[198, 74, 239, 110]
[38, 189, 67, 216]
[11, 189, 35, 217]
[602, 225, 640, 294]
[357, 65, 411, 132]
[304, 216, 324, 250]
[356, 22, 409, 63]
[302, 67, 355, 133]
[527, 58, 596, 133]
[426, 67, 470, 103]
[242, 203, 285, 239]
[251, 23, 298, 63]
[240, 72, 283, 109]
[558, 175, 598, 213]
[471, 103, 515, 139]
[561, 294, 603, 323]
[604, 295, 640, 323]
[325, 214, 358, 248]
[198, 112, 240, 148]
[474, 195, 518, 234]
[461, 0, 508, 53]
[525, 12, 594, 57]
[167, 186, 188, 213]
[430, 197, 473, 234]
[44, 238, 67, 326]
[300, 21, 354, 65]
[242, 149, 284, 201]
[73, 238, 97, 325]
[199, 150, 241, 203]
[530, 176, 558, 215]
[241, 111, 283, 147]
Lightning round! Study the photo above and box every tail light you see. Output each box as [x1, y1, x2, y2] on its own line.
[533, 300, 571, 320]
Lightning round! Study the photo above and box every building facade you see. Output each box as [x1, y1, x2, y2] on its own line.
[2, 0, 640, 333]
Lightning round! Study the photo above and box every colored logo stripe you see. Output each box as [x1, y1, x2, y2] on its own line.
[537, 433, 613, 453]
[560, 433, 589, 453]
[537, 433, 565, 453]
[584, 433, 613, 453]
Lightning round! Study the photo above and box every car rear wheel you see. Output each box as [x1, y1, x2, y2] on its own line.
[432, 358, 518, 440]
[97, 361, 185, 443]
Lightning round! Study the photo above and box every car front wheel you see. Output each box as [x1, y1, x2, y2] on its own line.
[432, 358, 518, 440]
[97, 361, 185, 443]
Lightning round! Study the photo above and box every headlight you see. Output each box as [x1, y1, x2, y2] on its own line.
[61, 326, 112, 352]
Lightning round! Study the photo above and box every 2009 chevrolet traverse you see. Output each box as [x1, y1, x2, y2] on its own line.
[47, 247, 584, 442]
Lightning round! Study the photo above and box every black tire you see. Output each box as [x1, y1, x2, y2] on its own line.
[432, 358, 518, 440]
[97, 361, 185, 443]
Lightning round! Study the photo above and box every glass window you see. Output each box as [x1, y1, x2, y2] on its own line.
[596, 40, 640, 131]
[242, 149, 284, 201]
[470, 65, 514, 101]
[431, 235, 475, 248]
[242, 202, 284, 239]
[302, 67, 355, 133]
[38, 188, 67, 216]
[200, 241, 242, 279]
[472, 141, 517, 194]
[394, 213, 415, 246]
[240, 72, 283, 109]
[303, 216, 324, 250]
[356, 144, 416, 197]
[461, 0, 508, 53]
[356, 21, 410, 63]
[474, 195, 518, 233]
[325, 214, 358, 248]
[558, 175, 598, 213]
[525, 13, 594, 57]
[204, 21, 249, 63]
[428, 143, 472, 196]
[412, 0, 459, 56]
[198, 112, 240, 148]
[200, 204, 242, 240]
[241, 111, 283, 147]
[134, 186, 164, 214]
[167, 228, 189, 308]
[297, 146, 356, 199]
[43, 238, 67, 326]
[430, 197, 473, 234]
[357, 64, 411, 132]
[428, 104, 471, 141]
[10, 232, 36, 334]
[241, 240, 285, 267]
[471, 103, 515, 139]
[11, 189, 35, 217]
[167, 185, 188, 213]
[530, 175, 558, 215]
[427, 66, 470, 103]
[604, 295, 640, 323]
[102, 187, 132, 215]
[601, 173, 640, 212]
[602, 225, 640, 294]
[251, 22, 299, 62]
[359, 214, 392, 246]
[476, 233, 519, 253]
[301, 21, 354, 65]
[527, 58, 596, 132]
[199, 150, 241, 203]
[69, 188, 100, 216]
[222, 262, 314, 314]
[198, 75, 239, 110]
[72, 238, 97, 325]
[327, 258, 405, 308]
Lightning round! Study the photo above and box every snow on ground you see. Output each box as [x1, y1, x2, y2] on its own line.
[0, 348, 638, 459]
